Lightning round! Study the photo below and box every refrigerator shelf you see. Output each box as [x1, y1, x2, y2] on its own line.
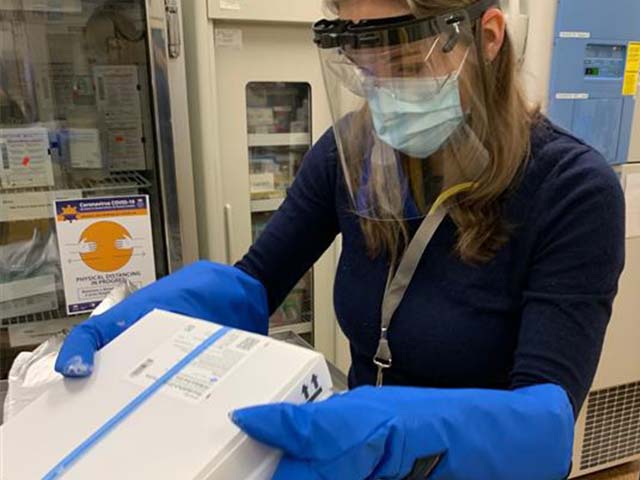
[250, 197, 284, 213]
[1, 307, 84, 328]
[0, 171, 152, 197]
[248, 133, 311, 148]
[65, 171, 152, 193]
[0, 172, 154, 223]
[269, 322, 313, 336]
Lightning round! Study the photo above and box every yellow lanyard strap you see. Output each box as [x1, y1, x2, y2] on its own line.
[428, 182, 476, 215]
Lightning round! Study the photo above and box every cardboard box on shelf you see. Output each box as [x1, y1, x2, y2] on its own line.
[1, 309, 333, 479]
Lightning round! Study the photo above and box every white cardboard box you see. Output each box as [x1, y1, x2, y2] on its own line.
[0, 309, 332, 479]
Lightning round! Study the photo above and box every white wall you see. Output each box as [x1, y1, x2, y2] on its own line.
[519, 0, 557, 111]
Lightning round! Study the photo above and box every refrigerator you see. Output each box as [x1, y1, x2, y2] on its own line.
[0, 0, 198, 415]
[182, 1, 351, 369]
[520, 0, 640, 475]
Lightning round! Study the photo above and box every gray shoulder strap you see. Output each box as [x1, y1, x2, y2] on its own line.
[381, 207, 447, 331]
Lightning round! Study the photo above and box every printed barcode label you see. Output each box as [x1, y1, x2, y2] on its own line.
[1, 140, 9, 170]
[236, 337, 259, 352]
[127, 323, 263, 404]
[130, 358, 154, 377]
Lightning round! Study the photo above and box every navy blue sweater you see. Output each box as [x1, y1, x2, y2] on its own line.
[237, 119, 625, 412]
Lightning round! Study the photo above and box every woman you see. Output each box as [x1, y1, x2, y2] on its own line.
[56, 0, 625, 478]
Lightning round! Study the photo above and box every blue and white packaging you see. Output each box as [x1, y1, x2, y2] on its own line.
[0, 309, 333, 479]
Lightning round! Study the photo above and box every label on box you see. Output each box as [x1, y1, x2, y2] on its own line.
[93, 66, 146, 170]
[127, 322, 266, 404]
[34, 65, 55, 120]
[0, 127, 54, 189]
[94, 66, 142, 114]
[67, 128, 103, 170]
[247, 107, 274, 127]
[250, 173, 275, 193]
[103, 120, 145, 171]
[50, 63, 92, 118]
[0, 190, 81, 222]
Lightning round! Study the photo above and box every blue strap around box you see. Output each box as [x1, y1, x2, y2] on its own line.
[43, 326, 232, 480]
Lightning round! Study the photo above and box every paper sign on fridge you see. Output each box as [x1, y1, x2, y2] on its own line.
[54, 195, 156, 315]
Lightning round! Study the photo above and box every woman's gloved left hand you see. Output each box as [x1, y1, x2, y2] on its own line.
[232, 383, 574, 480]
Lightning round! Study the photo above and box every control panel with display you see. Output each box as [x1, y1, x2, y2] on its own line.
[584, 44, 627, 78]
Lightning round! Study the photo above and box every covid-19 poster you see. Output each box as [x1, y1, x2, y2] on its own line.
[54, 195, 156, 315]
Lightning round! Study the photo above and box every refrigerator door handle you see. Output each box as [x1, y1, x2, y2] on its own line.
[164, 0, 182, 59]
[224, 203, 235, 264]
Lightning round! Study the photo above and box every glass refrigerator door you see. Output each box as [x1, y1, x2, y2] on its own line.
[0, 2, 180, 384]
[247, 82, 314, 344]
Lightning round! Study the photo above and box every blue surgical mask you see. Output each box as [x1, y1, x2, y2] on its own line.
[365, 76, 464, 158]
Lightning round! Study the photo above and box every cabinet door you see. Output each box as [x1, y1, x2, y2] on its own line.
[213, 21, 337, 355]
[207, 0, 324, 23]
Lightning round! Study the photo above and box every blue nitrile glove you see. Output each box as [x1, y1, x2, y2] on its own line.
[232, 384, 574, 480]
[55, 261, 268, 377]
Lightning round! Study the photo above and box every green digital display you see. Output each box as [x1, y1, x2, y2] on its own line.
[585, 67, 601, 77]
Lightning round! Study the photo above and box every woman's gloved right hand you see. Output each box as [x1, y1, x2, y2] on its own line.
[54, 261, 269, 378]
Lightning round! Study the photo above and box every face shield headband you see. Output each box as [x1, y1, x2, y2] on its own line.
[313, 0, 499, 53]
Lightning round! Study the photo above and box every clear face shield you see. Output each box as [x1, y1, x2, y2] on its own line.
[313, 0, 498, 221]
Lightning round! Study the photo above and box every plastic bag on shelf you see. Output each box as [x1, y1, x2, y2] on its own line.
[0, 227, 60, 283]
[2, 280, 137, 423]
